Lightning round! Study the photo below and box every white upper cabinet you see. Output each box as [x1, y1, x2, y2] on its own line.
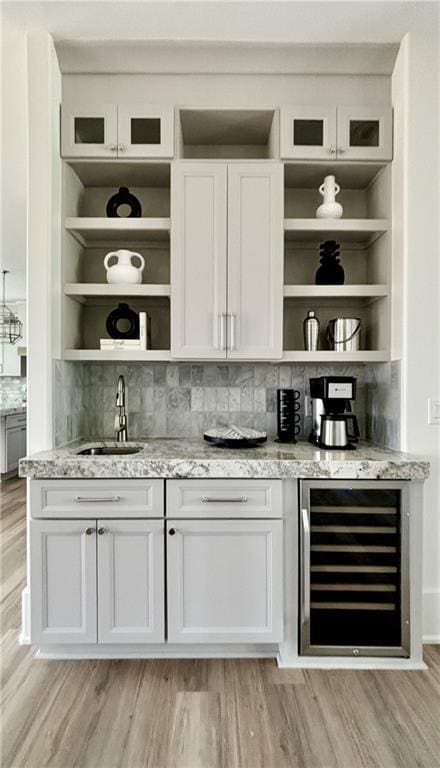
[280, 105, 392, 161]
[171, 162, 283, 360]
[61, 103, 174, 159]
[171, 163, 228, 359]
[97, 519, 164, 644]
[280, 106, 337, 160]
[337, 106, 393, 161]
[30, 519, 97, 644]
[117, 104, 174, 158]
[227, 164, 284, 359]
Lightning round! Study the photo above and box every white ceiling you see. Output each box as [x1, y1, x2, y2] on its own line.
[2, 1, 417, 46]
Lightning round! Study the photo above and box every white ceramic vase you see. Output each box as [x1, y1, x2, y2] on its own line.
[104, 249, 145, 284]
[315, 175, 343, 219]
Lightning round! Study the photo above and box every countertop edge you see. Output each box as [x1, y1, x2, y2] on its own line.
[19, 456, 430, 482]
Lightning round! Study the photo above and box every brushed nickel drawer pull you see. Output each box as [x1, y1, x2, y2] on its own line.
[74, 495, 120, 503]
[201, 496, 248, 503]
[97, 528, 105, 535]
[85, 527, 94, 536]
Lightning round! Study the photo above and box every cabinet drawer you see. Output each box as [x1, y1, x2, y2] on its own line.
[167, 480, 282, 518]
[30, 479, 164, 518]
[6, 413, 27, 429]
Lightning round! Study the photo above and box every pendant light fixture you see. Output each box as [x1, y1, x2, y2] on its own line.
[0, 270, 23, 345]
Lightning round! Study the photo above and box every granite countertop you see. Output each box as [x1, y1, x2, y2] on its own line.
[19, 438, 430, 481]
[0, 405, 27, 418]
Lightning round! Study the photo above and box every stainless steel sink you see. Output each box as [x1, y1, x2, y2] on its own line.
[76, 446, 142, 456]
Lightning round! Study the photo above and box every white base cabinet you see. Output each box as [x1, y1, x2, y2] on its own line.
[166, 518, 283, 643]
[1, 413, 27, 474]
[29, 479, 283, 651]
[30, 518, 164, 645]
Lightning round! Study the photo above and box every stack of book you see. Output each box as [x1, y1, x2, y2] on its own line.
[100, 312, 151, 351]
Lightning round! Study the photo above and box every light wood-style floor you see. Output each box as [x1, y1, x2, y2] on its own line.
[1, 476, 439, 768]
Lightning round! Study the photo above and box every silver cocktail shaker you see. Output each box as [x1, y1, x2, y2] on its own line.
[303, 310, 320, 351]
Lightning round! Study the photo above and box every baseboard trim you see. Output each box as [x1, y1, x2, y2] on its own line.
[423, 590, 440, 641]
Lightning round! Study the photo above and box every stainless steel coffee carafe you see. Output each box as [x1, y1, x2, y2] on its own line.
[321, 414, 359, 449]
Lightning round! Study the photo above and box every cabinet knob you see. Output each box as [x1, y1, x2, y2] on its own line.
[85, 527, 94, 536]
[107, 144, 117, 152]
[97, 527, 105, 535]
[337, 147, 346, 154]
[117, 144, 126, 152]
[328, 146, 336, 155]
[168, 528, 176, 536]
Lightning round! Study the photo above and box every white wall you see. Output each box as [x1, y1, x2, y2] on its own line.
[394, 31, 440, 641]
[1, 20, 27, 278]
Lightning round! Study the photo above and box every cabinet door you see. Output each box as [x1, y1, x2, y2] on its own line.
[30, 519, 97, 644]
[61, 104, 118, 158]
[167, 519, 283, 643]
[227, 163, 283, 359]
[171, 163, 227, 359]
[117, 104, 174, 158]
[97, 519, 164, 644]
[280, 106, 337, 159]
[337, 106, 393, 161]
[5, 427, 22, 472]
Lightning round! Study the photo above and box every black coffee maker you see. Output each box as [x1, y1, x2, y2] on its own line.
[309, 376, 360, 449]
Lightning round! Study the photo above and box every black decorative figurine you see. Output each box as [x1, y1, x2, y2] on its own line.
[106, 303, 140, 339]
[315, 240, 345, 285]
[106, 187, 142, 218]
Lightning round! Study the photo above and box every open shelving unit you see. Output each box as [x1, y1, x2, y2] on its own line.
[61, 160, 172, 360]
[59, 132, 393, 364]
[283, 161, 391, 362]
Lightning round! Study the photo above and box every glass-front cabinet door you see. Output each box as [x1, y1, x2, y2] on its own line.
[117, 104, 174, 158]
[337, 106, 393, 161]
[280, 106, 337, 160]
[299, 480, 410, 658]
[61, 104, 118, 158]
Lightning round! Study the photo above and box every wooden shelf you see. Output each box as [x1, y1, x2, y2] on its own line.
[284, 218, 388, 244]
[63, 349, 171, 362]
[282, 350, 390, 363]
[64, 283, 171, 302]
[65, 217, 170, 246]
[283, 285, 388, 299]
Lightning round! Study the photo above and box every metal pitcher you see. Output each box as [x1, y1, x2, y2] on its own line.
[327, 318, 361, 351]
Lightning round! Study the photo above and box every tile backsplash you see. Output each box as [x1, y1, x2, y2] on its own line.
[0, 376, 27, 410]
[365, 360, 401, 450]
[53, 360, 400, 449]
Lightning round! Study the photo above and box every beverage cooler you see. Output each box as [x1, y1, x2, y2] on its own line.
[299, 480, 410, 657]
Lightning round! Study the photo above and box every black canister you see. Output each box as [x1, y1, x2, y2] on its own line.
[276, 389, 300, 443]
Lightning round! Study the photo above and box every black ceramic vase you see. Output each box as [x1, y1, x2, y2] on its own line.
[106, 187, 142, 218]
[315, 240, 345, 285]
[106, 303, 140, 339]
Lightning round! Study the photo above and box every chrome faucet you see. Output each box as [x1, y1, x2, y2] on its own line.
[115, 375, 128, 442]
